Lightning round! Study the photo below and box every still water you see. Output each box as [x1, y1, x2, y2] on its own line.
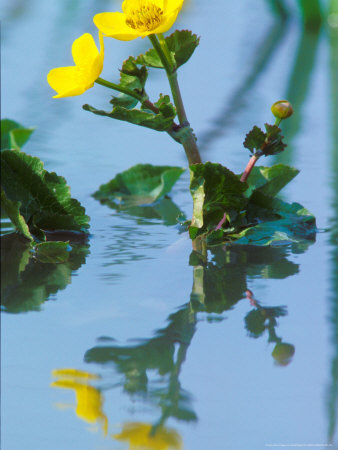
[1, 0, 337, 449]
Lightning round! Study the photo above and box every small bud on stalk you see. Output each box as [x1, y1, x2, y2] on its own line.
[271, 100, 294, 120]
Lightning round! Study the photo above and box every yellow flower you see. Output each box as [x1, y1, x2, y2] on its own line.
[113, 422, 182, 449]
[93, 0, 184, 41]
[51, 368, 108, 436]
[47, 33, 104, 98]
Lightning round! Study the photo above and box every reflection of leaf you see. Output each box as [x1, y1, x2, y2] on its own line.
[1, 234, 89, 313]
[35, 241, 70, 263]
[190, 245, 300, 313]
[93, 164, 185, 206]
[1, 150, 90, 238]
[109, 198, 184, 227]
[85, 304, 197, 425]
[1, 119, 34, 150]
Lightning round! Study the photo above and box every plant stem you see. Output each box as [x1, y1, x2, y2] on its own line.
[95, 77, 182, 143]
[95, 77, 143, 101]
[149, 34, 202, 165]
[240, 153, 261, 182]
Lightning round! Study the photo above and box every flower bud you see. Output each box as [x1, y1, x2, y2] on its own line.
[271, 342, 295, 366]
[271, 100, 294, 120]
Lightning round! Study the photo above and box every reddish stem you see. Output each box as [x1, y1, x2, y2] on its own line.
[240, 154, 260, 182]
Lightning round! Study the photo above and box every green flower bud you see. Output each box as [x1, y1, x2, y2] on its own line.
[271, 342, 295, 366]
[271, 100, 294, 120]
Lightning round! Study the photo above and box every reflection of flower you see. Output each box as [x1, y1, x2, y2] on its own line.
[114, 422, 182, 449]
[47, 33, 104, 98]
[94, 0, 184, 41]
[51, 368, 108, 435]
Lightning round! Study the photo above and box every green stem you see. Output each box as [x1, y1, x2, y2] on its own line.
[149, 34, 202, 165]
[274, 117, 282, 127]
[95, 77, 182, 144]
[95, 77, 144, 102]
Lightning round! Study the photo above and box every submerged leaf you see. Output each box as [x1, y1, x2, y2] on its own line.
[93, 164, 185, 206]
[1, 150, 90, 238]
[1, 119, 35, 150]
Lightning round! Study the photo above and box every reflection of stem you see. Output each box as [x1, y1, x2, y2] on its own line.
[149, 34, 202, 165]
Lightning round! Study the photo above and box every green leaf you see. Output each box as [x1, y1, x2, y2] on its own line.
[93, 164, 185, 206]
[244, 164, 299, 198]
[135, 30, 200, 69]
[1, 119, 35, 150]
[165, 30, 200, 68]
[35, 241, 70, 263]
[189, 162, 248, 234]
[110, 57, 148, 109]
[231, 193, 316, 246]
[135, 47, 163, 68]
[243, 126, 266, 153]
[83, 103, 175, 132]
[262, 123, 286, 155]
[1, 187, 33, 241]
[154, 94, 176, 119]
[1, 150, 90, 237]
[243, 123, 287, 156]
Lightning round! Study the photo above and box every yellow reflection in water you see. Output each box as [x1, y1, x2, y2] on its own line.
[113, 422, 182, 450]
[51, 368, 108, 436]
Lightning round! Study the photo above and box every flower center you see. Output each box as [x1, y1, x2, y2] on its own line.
[125, 2, 163, 32]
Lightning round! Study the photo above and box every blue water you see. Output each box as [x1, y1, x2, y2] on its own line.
[1, 0, 337, 449]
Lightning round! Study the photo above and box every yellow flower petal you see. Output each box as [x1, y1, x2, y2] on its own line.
[162, 0, 184, 15]
[47, 66, 86, 98]
[93, 12, 141, 41]
[47, 32, 104, 98]
[94, 0, 184, 40]
[72, 33, 99, 67]
[152, 8, 181, 34]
